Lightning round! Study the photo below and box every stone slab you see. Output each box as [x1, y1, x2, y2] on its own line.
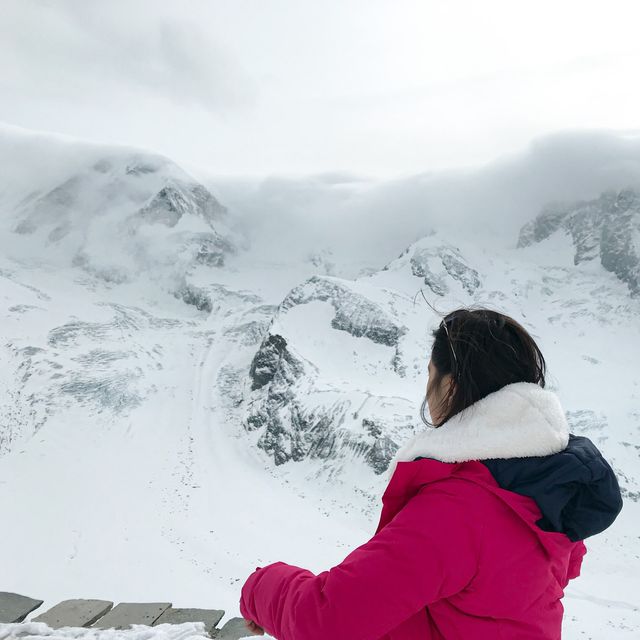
[153, 608, 225, 635]
[214, 617, 255, 640]
[92, 602, 171, 629]
[0, 592, 43, 623]
[33, 599, 113, 628]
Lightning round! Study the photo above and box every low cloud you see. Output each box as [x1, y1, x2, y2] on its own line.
[209, 130, 640, 272]
[0, 0, 257, 112]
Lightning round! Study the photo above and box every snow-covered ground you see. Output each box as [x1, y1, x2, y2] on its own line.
[1, 126, 639, 639]
[0, 622, 213, 640]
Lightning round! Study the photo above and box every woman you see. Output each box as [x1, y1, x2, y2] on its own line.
[239, 308, 623, 639]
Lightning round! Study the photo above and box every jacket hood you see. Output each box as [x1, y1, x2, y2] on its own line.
[387, 381, 623, 541]
[387, 381, 570, 478]
[483, 434, 623, 541]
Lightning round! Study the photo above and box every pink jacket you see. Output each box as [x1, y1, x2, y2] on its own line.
[240, 383, 622, 639]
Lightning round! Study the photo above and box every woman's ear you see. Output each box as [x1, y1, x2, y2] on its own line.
[445, 374, 457, 404]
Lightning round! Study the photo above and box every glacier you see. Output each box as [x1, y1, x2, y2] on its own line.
[1, 125, 639, 638]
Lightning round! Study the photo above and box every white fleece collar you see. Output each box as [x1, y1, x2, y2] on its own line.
[387, 381, 570, 480]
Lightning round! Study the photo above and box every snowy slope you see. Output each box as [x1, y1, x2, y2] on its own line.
[0, 124, 241, 310]
[1, 127, 639, 638]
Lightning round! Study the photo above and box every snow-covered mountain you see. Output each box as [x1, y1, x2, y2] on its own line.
[242, 228, 640, 494]
[1, 126, 639, 639]
[0, 125, 242, 312]
[518, 188, 640, 296]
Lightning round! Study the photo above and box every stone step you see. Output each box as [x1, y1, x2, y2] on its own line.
[32, 599, 113, 628]
[0, 592, 44, 623]
[91, 602, 172, 629]
[153, 607, 225, 636]
[213, 617, 254, 640]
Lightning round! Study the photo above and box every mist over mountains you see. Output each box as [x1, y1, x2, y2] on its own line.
[203, 130, 640, 274]
[1, 124, 639, 638]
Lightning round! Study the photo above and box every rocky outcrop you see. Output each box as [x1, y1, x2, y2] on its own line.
[245, 333, 340, 465]
[248, 334, 305, 391]
[136, 180, 227, 228]
[244, 366, 401, 473]
[281, 276, 407, 348]
[175, 283, 213, 313]
[361, 418, 400, 474]
[403, 245, 481, 296]
[245, 377, 398, 474]
[518, 189, 640, 295]
[242, 274, 412, 474]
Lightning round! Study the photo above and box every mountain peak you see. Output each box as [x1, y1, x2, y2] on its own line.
[518, 188, 640, 295]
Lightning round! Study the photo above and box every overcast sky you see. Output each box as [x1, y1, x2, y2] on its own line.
[2, 0, 640, 178]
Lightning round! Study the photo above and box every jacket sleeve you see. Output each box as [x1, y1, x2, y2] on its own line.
[239, 483, 480, 640]
[565, 541, 587, 585]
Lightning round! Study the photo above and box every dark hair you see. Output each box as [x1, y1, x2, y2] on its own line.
[420, 305, 547, 427]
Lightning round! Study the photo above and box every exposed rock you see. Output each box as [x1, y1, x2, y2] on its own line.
[59, 372, 142, 412]
[243, 276, 414, 472]
[136, 180, 227, 228]
[194, 233, 236, 267]
[366, 435, 400, 475]
[409, 245, 481, 295]
[362, 417, 383, 438]
[248, 334, 304, 391]
[244, 329, 405, 472]
[281, 276, 407, 347]
[361, 418, 400, 474]
[216, 365, 246, 408]
[175, 283, 213, 313]
[601, 190, 640, 294]
[223, 320, 269, 347]
[518, 189, 640, 295]
[125, 160, 162, 175]
[517, 203, 572, 248]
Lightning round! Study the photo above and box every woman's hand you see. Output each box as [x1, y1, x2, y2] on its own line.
[244, 619, 265, 635]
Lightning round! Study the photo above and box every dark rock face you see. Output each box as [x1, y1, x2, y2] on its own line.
[245, 380, 398, 472]
[175, 283, 213, 313]
[241, 276, 413, 472]
[441, 250, 482, 295]
[194, 234, 235, 267]
[601, 191, 640, 295]
[362, 418, 399, 474]
[362, 417, 383, 438]
[518, 189, 640, 295]
[281, 276, 407, 347]
[248, 334, 304, 391]
[244, 331, 402, 473]
[410, 246, 481, 295]
[245, 333, 343, 465]
[137, 181, 227, 228]
[517, 204, 572, 248]
[223, 320, 270, 347]
[366, 435, 400, 475]
[125, 161, 161, 175]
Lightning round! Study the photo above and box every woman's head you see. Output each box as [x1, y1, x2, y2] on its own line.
[422, 306, 547, 427]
